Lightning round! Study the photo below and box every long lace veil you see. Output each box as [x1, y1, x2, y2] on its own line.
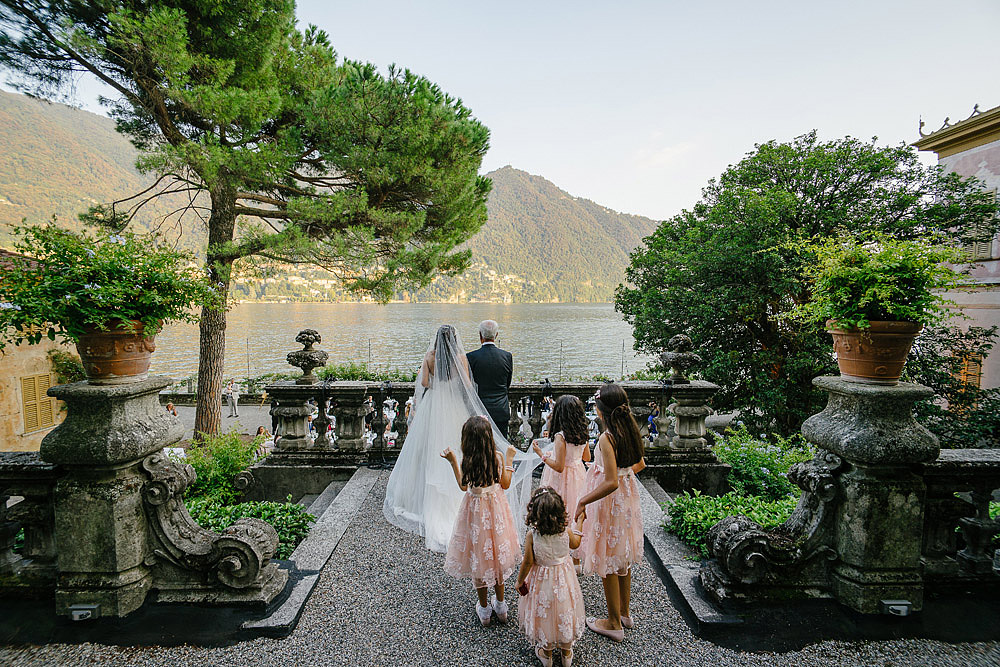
[412, 325, 540, 537]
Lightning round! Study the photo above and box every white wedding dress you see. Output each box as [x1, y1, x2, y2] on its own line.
[383, 325, 538, 553]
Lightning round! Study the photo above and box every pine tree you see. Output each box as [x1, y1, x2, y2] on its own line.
[0, 1, 490, 434]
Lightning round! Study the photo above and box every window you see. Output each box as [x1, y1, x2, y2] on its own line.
[966, 189, 998, 261]
[21, 372, 55, 433]
[956, 354, 983, 390]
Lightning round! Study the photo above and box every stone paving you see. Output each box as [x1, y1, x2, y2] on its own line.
[2, 473, 999, 666]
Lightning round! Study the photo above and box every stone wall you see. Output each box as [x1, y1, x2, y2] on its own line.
[0, 339, 66, 452]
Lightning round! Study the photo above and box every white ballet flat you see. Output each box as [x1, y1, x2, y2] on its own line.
[492, 596, 509, 623]
[476, 602, 493, 626]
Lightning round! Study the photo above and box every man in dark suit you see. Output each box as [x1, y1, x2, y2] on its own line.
[466, 319, 513, 438]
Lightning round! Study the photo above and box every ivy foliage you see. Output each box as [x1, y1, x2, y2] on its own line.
[790, 234, 964, 330]
[713, 426, 814, 501]
[0, 225, 219, 348]
[617, 131, 999, 435]
[665, 428, 813, 557]
[666, 491, 798, 559]
[184, 430, 266, 505]
[186, 496, 315, 560]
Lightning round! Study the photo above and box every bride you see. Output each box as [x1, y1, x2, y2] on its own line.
[383, 324, 536, 553]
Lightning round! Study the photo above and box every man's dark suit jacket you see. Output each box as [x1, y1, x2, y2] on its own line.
[466, 343, 513, 437]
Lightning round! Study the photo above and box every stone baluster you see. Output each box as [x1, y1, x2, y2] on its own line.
[391, 388, 409, 448]
[0, 491, 17, 574]
[330, 384, 369, 451]
[508, 395, 525, 444]
[668, 381, 719, 451]
[529, 395, 545, 440]
[370, 386, 387, 451]
[312, 392, 333, 448]
[957, 482, 1000, 575]
[269, 391, 313, 451]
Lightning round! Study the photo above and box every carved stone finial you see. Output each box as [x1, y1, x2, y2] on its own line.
[287, 329, 329, 385]
[659, 334, 702, 384]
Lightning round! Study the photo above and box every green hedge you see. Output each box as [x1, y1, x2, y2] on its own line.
[186, 496, 315, 560]
[184, 431, 266, 504]
[666, 491, 798, 558]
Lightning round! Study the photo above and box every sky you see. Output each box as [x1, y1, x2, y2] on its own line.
[13, 0, 1000, 221]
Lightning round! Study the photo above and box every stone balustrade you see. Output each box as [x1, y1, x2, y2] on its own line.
[0, 452, 59, 589]
[919, 448, 1000, 584]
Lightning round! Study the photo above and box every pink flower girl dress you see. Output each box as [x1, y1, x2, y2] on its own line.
[576, 437, 644, 576]
[444, 483, 521, 587]
[540, 433, 588, 521]
[518, 529, 585, 651]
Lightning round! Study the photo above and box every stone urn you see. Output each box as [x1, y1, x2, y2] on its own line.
[826, 320, 922, 385]
[659, 334, 702, 384]
[76, 319, 157, 385]
[286, 329, 329, 384]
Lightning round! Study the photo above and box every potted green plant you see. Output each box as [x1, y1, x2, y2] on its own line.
[792, 234, 965, 384]
[0, 224, 220, 384]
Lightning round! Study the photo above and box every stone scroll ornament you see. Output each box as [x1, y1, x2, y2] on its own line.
[701, 450, 843, 594]
[287, 329, 329, 385]
[141, 452, 279, 589]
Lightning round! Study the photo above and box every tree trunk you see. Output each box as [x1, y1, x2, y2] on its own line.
[193, 186, 238, 437]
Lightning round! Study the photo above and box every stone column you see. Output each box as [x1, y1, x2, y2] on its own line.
[39, 377, 182, 617]
[801, 376, 939, 614]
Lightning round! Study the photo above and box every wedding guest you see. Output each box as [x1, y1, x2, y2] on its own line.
[574, 383, 646, 642]
[441, 416, 519, 627]
[516, 486, 585, 667]
[165, 402, 178, 417]
[532, 395, 591, 536]
[225, 379, 240, 418]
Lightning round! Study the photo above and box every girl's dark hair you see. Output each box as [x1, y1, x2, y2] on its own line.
[549, 395, 588, 445]
[460, 416, 500, 488]
[525, 486, 568, 536]
[594, 383, 644, 468]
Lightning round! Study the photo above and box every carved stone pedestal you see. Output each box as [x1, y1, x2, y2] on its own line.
[701, 376, 939, 615]
[648, 380, 729, 494]
[40, 376, 287, 618]
[802, 377, 939, 614]
[41, 377, 182, 617]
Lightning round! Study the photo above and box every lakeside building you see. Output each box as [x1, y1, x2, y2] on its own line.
[914, 104, 1000, 390]
[0, 249, 65, 451]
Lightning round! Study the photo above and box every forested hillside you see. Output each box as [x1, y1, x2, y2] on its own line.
[408, 166, 657, 302]
[0, 92, 658, 302]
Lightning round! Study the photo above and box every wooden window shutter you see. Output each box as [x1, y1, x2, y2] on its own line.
[21, 375, 38, 432]
[968, 190, 998, 261]
[20, 373, 56, 433]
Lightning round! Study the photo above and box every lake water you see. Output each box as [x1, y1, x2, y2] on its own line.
[149, 302, 654, 382]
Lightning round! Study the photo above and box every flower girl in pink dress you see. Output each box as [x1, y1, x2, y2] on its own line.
[574, 383, 646, 643]
[442, 415, 520, 626]
[516, 486, 585, 667]
[532, 395, 591, 534]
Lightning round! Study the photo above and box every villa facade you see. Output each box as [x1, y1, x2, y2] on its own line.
[914, 104, 1000, 390]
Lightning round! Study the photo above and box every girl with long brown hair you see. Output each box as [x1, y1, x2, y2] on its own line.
[573, 383, 646, 642]
[441, 415, 520, 626]
[531, 395, 592, 533]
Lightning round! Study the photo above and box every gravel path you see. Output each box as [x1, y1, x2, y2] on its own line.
[2, 473, 998, 666]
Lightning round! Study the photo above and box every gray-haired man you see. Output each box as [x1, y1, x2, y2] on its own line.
[465, 319, 513, 438]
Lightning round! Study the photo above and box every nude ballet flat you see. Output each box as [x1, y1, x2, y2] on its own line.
[562, 648, 574, 667]
[621, 615, 633, 629]
[535, 646, 553, 667]
[586, 616, 624, 642]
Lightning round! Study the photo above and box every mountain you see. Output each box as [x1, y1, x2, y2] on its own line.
[0, 91, 659, 302]
[410, 166, 657, 302]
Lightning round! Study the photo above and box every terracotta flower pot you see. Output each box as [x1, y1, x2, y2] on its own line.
[826, 320, 922, 385]
[76, 320, 157, 385]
